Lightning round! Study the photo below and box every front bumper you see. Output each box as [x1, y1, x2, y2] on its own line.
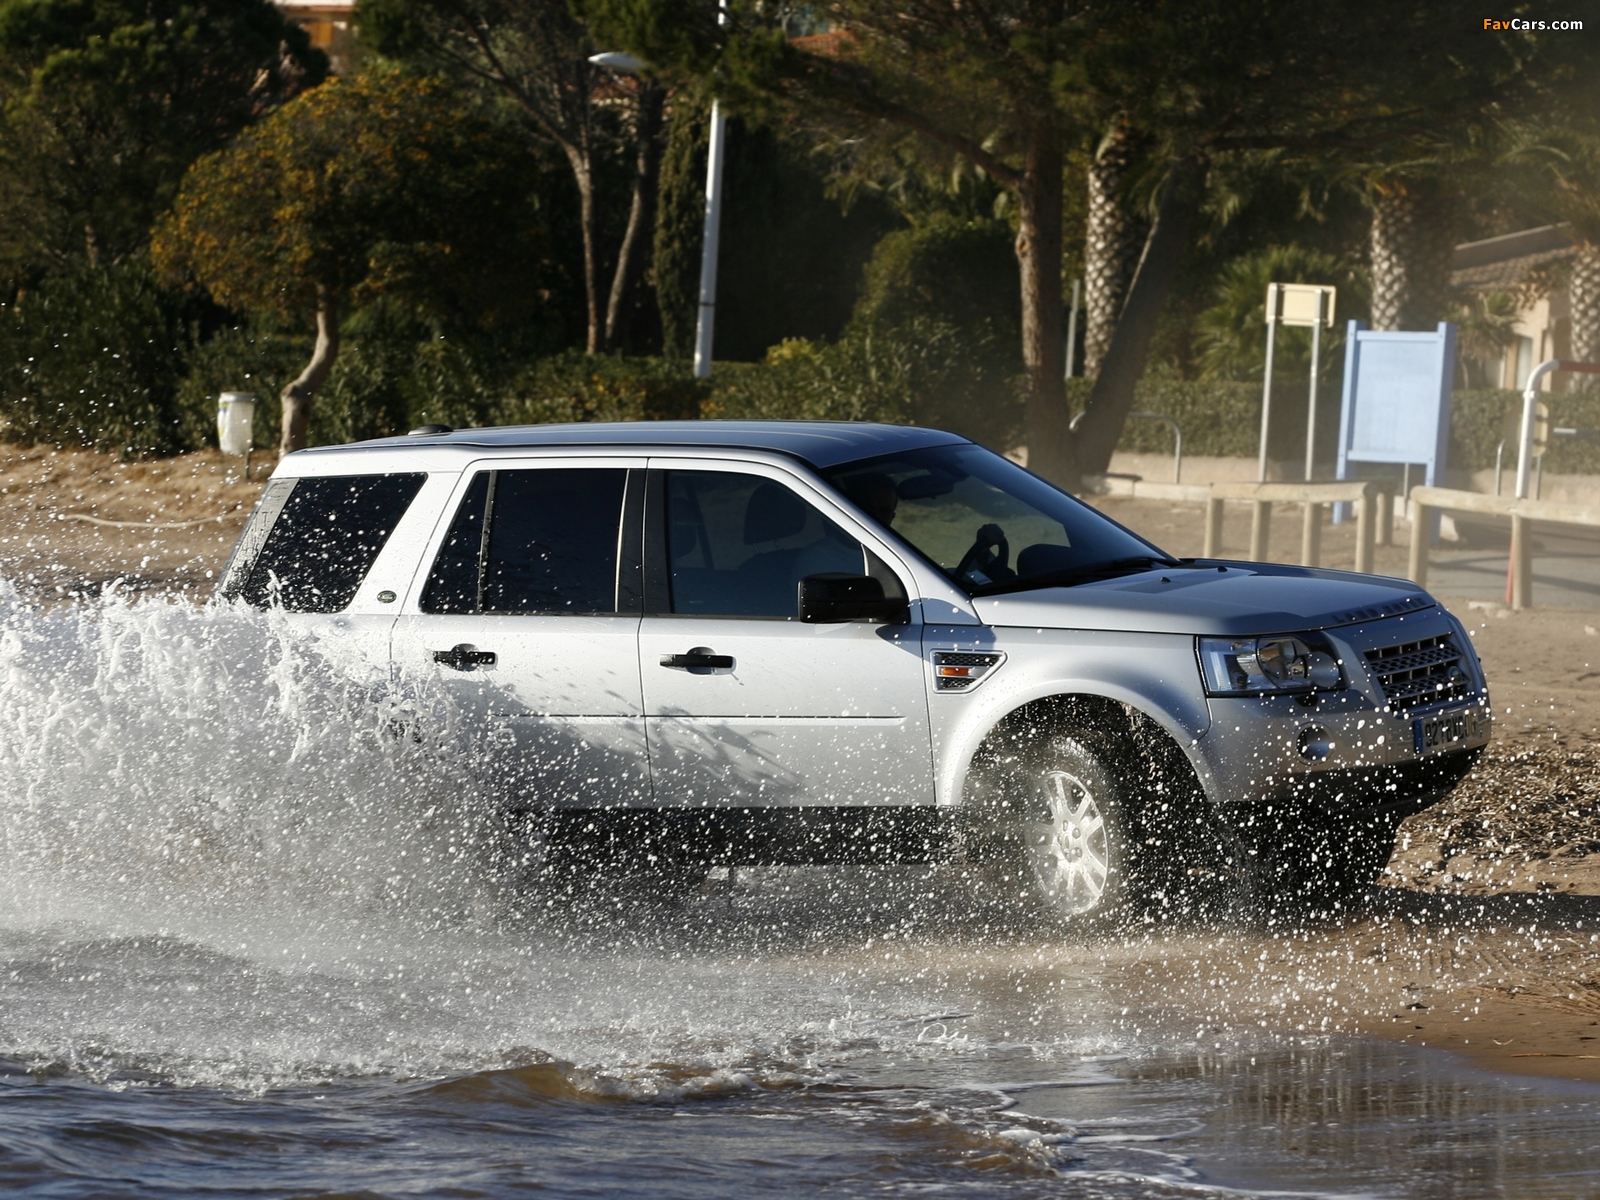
[1190, 608, 1490, 813]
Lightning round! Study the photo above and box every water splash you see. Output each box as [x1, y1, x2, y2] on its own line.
[0, 579, 508, 946]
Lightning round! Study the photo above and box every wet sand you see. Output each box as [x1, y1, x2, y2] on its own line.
[4, 446, 1600, 1084]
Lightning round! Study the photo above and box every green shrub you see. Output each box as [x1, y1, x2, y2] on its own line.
[709, 320, 1023, 451]
[493, 352, 709, 425]
[852, 214, 1020, 349]
[0, 260, 196, 455]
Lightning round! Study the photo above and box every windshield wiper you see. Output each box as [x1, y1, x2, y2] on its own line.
[966, 555, 1178, 597]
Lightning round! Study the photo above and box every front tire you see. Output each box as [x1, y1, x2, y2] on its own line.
[1014, 736, 1128, 923]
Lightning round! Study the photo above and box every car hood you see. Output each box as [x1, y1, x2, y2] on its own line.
[971, 562, 1434, 636]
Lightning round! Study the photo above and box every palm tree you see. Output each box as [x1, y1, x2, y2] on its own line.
[1530, 132, 1600, 371]
[1366, 173, 1460, 332]
[1082, 115, 1149, 376]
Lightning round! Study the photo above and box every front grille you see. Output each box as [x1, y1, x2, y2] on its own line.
[1364, 633, 1475, 714]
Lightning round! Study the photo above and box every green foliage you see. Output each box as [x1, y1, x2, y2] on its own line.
[710, 319, 1022, 451]
[852, 213, 1019, 349]
[1195, 245, 1364, 382]
[1452, 291, 1521, 390]
[494, 352, 708, 425]
[1066, 377, 1262, 460]
[0, 258, 198, 454]
[0, 0, 324, 277]
[153, 72, 549, 329]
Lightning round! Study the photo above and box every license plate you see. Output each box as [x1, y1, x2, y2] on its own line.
[1415, 705, 1487, 755]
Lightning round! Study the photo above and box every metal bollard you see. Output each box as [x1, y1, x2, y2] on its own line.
[1510, 514, 1534, 610]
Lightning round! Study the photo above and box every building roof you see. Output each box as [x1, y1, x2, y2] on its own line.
[1451, 224, 1576, 290]
[309, 420, 969, 470]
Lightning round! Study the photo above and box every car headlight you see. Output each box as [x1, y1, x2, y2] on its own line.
[1197, 635, 1343, 696]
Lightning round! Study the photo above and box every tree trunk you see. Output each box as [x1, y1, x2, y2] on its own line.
[1017, 122, 1070, 485]
[1570, 242, 1600, 386]
[1083, 116, 1149, 377]
[279, 288, 340, 455]
[564, 145, 602, 354]
[1069, 157, 1204, 482]
[604, 83, 667, 351]
[1368, 178, 1456, 332]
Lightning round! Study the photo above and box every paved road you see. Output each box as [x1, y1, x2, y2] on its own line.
[1428, 547, 1600, 609]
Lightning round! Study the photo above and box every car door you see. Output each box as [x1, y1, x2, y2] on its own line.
[391, 458, 651, 808]
[638, 461, 934, 808]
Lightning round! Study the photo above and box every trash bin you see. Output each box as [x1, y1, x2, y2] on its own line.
[217, 393, 256, 457]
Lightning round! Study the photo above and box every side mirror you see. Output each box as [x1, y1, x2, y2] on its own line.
[798, 573, 908, 624]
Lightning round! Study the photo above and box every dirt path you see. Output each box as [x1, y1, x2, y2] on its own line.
[5, 446, 1600, 1082]
[0, 445, 270, 599]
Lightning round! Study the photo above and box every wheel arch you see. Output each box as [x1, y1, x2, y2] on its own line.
[940, 684, 1214, 813]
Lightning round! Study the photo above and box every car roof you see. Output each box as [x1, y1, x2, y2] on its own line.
[301, 420, 969, 470]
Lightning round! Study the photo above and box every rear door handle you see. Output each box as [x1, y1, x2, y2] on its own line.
[660, 647, 734, 670]
[434, 644, 497, 670]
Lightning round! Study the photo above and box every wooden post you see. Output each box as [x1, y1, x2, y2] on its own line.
[1300, 502, 1322, 567]
[1510, 513, 1534, 609]
[1375, 489, 1393, 547]
[1249, 500, 1271, 562]
[1354, 484, 1375, 574]
[1203, 495, 1224, 559]
[1407, 499, 1430, 586]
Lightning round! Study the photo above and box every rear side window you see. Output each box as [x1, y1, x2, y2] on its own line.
[422, 468, 631, 615]
[223, 473, 425, 612]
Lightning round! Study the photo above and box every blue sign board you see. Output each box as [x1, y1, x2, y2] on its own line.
[1334, 320, 1456, 525]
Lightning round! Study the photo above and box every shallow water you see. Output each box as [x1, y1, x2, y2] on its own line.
[3, 585, 1599, 1197]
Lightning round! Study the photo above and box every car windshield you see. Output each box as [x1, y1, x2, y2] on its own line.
[824, 444, 1174, 596]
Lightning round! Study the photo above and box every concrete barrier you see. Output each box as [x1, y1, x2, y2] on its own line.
[1407, 485, 1600, 608]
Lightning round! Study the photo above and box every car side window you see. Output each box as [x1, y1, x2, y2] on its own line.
[660, 471, 871, 618]
[422, 468, 632, 615]
[225, 473, 425, 613]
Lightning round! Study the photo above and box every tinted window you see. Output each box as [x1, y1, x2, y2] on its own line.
[238, 473, 425, 613]
[664, 471, 864, 617]
[422, 469, 628, 615]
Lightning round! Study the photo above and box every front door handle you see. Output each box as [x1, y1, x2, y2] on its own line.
[433, 644, 497, 670]
[660, 647, 734, 670]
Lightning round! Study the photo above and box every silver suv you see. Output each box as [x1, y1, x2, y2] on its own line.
[217, 421, 1490, 919]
